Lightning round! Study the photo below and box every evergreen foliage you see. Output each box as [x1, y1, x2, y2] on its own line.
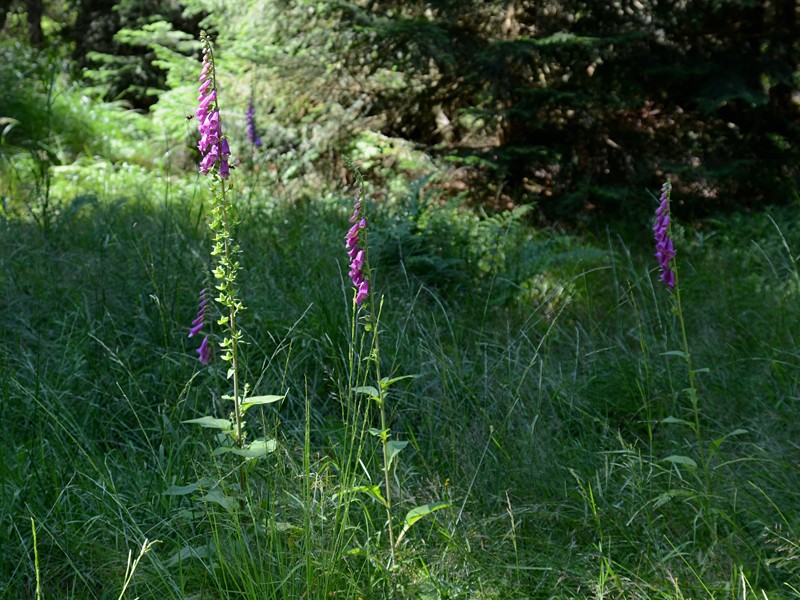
[5, 0, 796, 218]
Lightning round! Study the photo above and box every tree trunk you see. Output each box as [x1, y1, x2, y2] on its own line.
[26, 0, 43, 47]
[0, 0, 13, 32]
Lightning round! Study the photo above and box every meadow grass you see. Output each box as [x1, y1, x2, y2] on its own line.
[4, 27, 800, 600]
[2, 162, 800, 599]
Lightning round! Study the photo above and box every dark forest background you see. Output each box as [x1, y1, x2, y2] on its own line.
[3, 0, 798, 223]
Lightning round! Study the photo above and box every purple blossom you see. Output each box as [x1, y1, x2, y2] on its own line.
[197, 336, 211, 365]
[246, 100, 262, 148]
[345, 189, 368, 304]
[196, 44, 231, 179]
[653, 179, 675, 288]
[189, 289, 212, 364]
[356, 280, 369, 304]
[189, 288, 208, 337]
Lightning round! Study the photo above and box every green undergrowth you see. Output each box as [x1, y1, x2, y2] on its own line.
[2, 184, 800, 598]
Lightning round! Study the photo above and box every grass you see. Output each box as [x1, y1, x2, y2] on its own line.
[2, 46, 800, 594]
[2, 166, 800, 599]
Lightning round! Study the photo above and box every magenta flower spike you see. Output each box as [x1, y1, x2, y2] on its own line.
[345, 188, 369, 304]
[653, 179, 675, 289]
[196, 38, 233, 179]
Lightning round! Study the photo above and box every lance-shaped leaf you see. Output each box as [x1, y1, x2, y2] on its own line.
[663, 455, 697, 469]
[353, 386, 380, 401]
[165, 544, 211, 568]
[240, 394, 284, 414]
[661, 416, 693, 427]
[213, 438, 277, 459]
[182, 416, 232, 431]
[163, 477, 214, 496]
[395, 501, 449, 546]
[379, 374, 418, 390]
[386, 440, 408, 470]
[710, 428, 748, 453]
[334, 485, 388, 508]
[200, 489, 237, 512]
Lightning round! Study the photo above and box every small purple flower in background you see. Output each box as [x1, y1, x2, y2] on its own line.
[653, 179, 675, 289]
[189, 288, 211, 365]
[345, 189, 369, 304]
[246, 100, 262, 148]
[196, 39, 232, 179]
[197, 335, 211, 365]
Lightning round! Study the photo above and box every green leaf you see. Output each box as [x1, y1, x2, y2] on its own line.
[274, 521, 302, 534]
[354, 385, 380, 400]
[395, 501, 450, 546]
[165, 545, 210, 567]
[403, 501, 449, 528]
[335, 485, 388, 508]
[380, 374, 418, 390]
[200, 490, 237, 511]
[661, 350, 687, 358]
[214, 438, 277, 459]
[386, 440, 408, 469]
[663, 455, 697, 469]
[163, 478, 213, 496]
[661, 416, 695, 428]
[182, 416, 232, 430]
[653, 491, 677, 509]
[233, 438, 277, 458]
[710, 428, 748, 452]
[240, 394, 284, 413]
[368, 427, 385, 437]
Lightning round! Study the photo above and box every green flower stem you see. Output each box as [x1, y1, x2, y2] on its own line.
[369, 296, 397, 567]
[210, 176, 248, 492]
[669, 234, 713, 538]
[346, 161, 397, 568]
[219, 183, 243, 449]
[672, 270, 701, 450]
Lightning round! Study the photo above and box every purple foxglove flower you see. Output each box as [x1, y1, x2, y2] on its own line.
[246, 100, 262, 148]
[345, 222, 361, 246]
[189, 288, 208, 338]
[653, 179, 675, 288]
[189, 316, 204, 337]
[194, 43, 233, 179]
[200, 150, 218, 174]
[345, 186, 369, 304]
[356, 281, 369, 305]
[189, 289, 213, 364]
[197, 336, 211, 365]
[198, 90, 215, 111]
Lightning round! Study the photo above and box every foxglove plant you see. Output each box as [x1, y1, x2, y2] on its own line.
[184, 32, 282, 492]
[652, 178, 713, 532]
[343, 159, 447, 571]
